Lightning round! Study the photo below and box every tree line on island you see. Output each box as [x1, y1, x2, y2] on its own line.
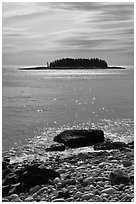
[48, 58, 108, 68]
[19, 58, 125, 70]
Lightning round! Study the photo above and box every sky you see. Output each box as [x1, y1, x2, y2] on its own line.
[2, 2, 134, 67]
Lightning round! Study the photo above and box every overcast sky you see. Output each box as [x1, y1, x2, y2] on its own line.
[2, 2, 134, 67]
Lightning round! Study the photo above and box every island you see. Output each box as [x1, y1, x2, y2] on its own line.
[19, 58, 125, 70]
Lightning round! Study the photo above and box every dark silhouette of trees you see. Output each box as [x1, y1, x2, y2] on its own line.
[49, 58, 108, 69]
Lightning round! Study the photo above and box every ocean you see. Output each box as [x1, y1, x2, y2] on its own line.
[2, 67, 134, 161]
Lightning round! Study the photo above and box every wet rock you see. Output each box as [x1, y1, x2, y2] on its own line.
[54, 129, 104, 148]
[45, 143, 65, 152]
[110, 169, 130, 185]
[94, 141, 128, 150]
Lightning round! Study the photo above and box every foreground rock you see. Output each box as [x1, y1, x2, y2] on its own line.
[2, 159, 60, 197]
[94, 140, 134, 150]
[110, 169, 130, 185]
[2, 142, 134, 202]
[54, 129, 104, 148]
[45, 143, 65, 152]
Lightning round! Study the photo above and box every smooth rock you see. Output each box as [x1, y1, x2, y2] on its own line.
[52, 198, 65, 202]
[54, 129, 104, 148]
[101, 187, 116, 194]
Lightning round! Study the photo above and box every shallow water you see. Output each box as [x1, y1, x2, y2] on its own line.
[2, 67, 134, 160]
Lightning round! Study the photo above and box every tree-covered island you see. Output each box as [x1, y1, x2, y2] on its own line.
[19, 58, 125, 70]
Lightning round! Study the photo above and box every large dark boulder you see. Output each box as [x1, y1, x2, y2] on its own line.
[110, 169, 130, 185]
[54, 129, 104, 148]
[22, 165, 60, 189]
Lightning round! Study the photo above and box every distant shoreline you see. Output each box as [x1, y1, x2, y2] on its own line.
[19, 66, 125, 70]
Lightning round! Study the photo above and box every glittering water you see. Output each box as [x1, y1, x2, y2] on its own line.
[2, 67, 134, 161]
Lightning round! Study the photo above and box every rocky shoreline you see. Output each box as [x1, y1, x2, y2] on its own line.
[2, 129, 134, 202]
[2, 148, 134, 202]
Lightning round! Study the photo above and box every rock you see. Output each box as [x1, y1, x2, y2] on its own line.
[82, 193, 94, 200]
[29, 185, 41, 194]
[97, 181, 105, 187]
[22, 165, 60, 189]
[65, 197, 74, 201]
[122, 160, 133, 167]
[52, 198, 65, 202]
[101, 187, 116, 194]
[25, 196, 34, 202]
[9, 182, 22, 195]
[66, 179, 76, 185]
[57, 188, 70, 199]
[54, 177, 61, 184]
[10, 194, 23, 202]
[45, 143, 65, 151]
[74, 191, 83, 199]
[2, 198, 9, 202]
[110, 169, 130, 185]
[2, 185, 10, 197]
[83, 177, 92, 185]
[94, 141, 128, 150]
[54, 129, 104, 148]
[95, 195, 103, 202]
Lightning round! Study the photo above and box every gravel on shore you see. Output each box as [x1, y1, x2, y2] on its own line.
[2, 148, 134, 202]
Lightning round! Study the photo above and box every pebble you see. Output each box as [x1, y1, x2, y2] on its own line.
[101, 187, 116, 194]
[97, 181, 105, 187]
[24, 196, 34, 202]
[74, 191, 83, 198]
[83, 177, 92, 185]
[52, 198, 65, 202]
[65, 197, 74, 201]
[2, 198, 9, 202]
[82, 193, 94, 200]
[54, 177, 61, 184]
[95, 195, 103, 202]
[29, 185, 41, 194]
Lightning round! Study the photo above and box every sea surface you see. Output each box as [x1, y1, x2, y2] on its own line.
[2, 67, 134, 161]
